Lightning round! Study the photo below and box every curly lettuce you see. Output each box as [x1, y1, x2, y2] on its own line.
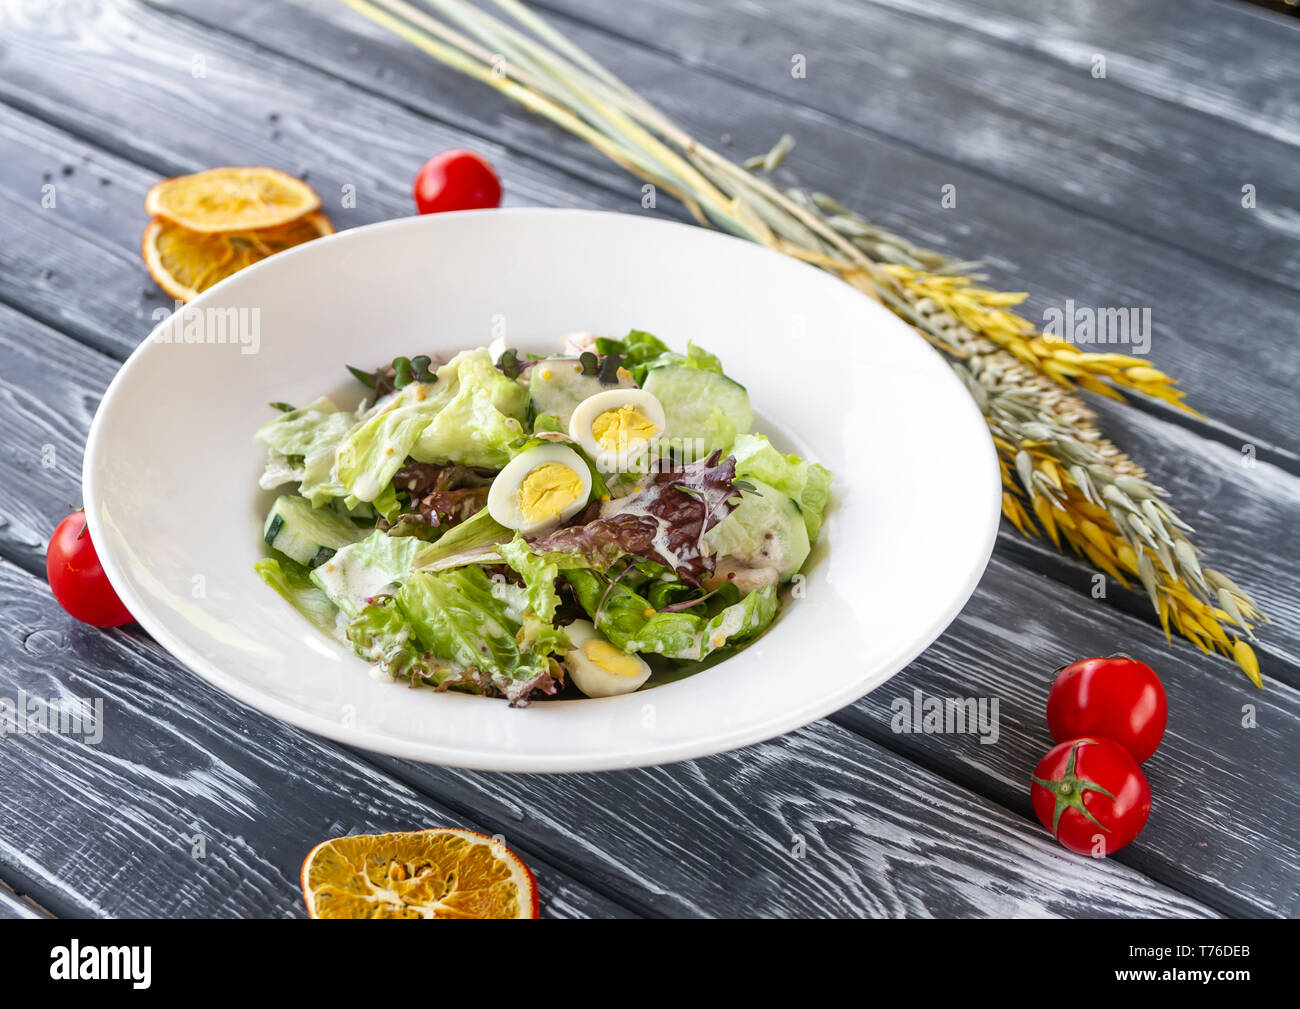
[345, 564, 566, 704]
[334, 349, 528, 504]
[566, 568, 777, 660]
[255, 397, 354, 498]
[309, 530, 420, 617]
[411, 349, 528, 467]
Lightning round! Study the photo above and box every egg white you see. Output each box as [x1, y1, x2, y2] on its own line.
[562, 620, 652, 698]
[568, 388, 666, 473]
[487, 443, 592, 535]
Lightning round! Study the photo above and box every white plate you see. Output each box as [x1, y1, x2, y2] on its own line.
[84, 209, 999, 772]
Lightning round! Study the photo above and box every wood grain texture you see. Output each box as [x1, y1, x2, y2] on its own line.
[0, 10, 672, 361]
[0, 519, 1222, 919]
[0, 293, 1272, 917]
[0, 559, 633, 919]
[368, 725, 1219, 918]
[537, 0, 1300, 289]
[834, 554, 1300, 918]
[142, 0, 1300, 461]
[0, 302, 117, 571]
[0, 0, 1292, 919]
[0, 880, 51, 919]
[864, 0, 1300, 145]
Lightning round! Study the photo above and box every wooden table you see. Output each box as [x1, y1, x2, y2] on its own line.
[0, 0, 1296, 919]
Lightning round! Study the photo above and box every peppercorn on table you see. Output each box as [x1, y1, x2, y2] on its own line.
[0, 0, 1296, 918]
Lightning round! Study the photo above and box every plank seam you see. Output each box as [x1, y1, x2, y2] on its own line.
[524, 1, 1300, 299]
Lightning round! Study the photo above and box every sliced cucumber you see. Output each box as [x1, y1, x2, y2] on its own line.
[703, 479, 810, 581]
[642, 364, 753, 456]
[528, 357, 634, 428]
[263, 494, 365, 568]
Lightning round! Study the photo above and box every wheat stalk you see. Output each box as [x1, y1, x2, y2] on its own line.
[338, 0, 1264, 684]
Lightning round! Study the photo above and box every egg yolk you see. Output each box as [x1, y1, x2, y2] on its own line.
[581, 638, 644, 677]
[518, 463, 584, 522]
[591, 405, 658, 452]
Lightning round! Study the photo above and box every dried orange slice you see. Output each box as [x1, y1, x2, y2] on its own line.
[145, 166, 322, 233]
[142, 211, 333, 302]
[301, 828, 540, 919]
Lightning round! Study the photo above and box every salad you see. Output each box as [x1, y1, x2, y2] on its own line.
[254, 330, 831, 705]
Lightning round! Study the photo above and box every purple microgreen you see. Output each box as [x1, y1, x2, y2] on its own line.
[410, 354, 436, 382]
[594, 557, 638, 625]
[497, 347, 522, 379]
[597, 352, 624, 385]
[578, 351, 599, 376]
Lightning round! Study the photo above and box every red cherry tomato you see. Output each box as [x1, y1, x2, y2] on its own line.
[46, 510, 133, 627]
[1031, 738, 1151, 856]
[1047, 656, 1167, 763]
[413, 149, 501, 214]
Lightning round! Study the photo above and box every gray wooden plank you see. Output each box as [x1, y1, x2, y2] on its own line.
[864, 0, 1300, 146]
[0, 294, 1264, 916]
[0, 880, 52, 919]
[132, 0, 1300, 459]
[369, 725, 1220, 918]
[0, 109, 165, 361]
[0, 0, 1279, 920]
[0, 557, 633, 919]
[0, 506, 1220, 921]
[0, 33, 667, 362]
[834, 553, 1300, 919]
[535, 0, 1300, 290]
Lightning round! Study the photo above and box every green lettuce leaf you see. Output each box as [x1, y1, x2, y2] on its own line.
[411, 349, 528, 468]
[345, 597, 470, 692]
[255, 397, 354, 498]
[309, 530, 420, 617]
[731, 434, 833, 542]
[393, 566, 563, 704]
[565, 569, 778, 660]
[411, 506, 514, 570]
[334, 380, 449, 503]
[595, 330, 727, 385]
[254, 557, 340, 636]
[595, 329, 669, 383]
[334, 349, 528, 504]
[495, 533, 562, 621]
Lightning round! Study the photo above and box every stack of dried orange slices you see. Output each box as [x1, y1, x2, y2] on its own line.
[142, 166, 333, 302]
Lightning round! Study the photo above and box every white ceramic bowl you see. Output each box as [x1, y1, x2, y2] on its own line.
[84, 209, 999, 772]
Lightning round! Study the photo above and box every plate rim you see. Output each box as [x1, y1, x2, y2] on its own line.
[83, 207, 1001, 772]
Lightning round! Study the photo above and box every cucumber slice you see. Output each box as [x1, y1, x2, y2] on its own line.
[704, 478, 810, 581]
[642, 365, 753, 456]
[263, 494, 365, 568]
